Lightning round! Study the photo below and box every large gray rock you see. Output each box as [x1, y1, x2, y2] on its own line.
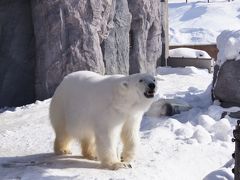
[213, 61, 240, 107]
[32, 0, 113, 100]
[128, 0, 162, 74]
[102, 0, 132, 75]
[0, 0, 35, 108]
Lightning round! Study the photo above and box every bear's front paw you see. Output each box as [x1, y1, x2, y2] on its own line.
[55, 149, 72, 155]
[121, 153, 134, 163]
[103, 162, 132, 170]
[85, 155, 97, 161]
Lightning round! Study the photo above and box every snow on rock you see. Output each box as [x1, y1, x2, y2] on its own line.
[192, 125, 212, 144]
[216, 30, 240, 65]
[169, 47, 211, 58]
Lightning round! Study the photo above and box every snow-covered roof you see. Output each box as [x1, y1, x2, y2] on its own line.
[169, 47, 211, 58]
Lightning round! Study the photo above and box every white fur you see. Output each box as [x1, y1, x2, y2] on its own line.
[49, 71, 156, 170]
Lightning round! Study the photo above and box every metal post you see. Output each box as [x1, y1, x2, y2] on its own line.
[159, 0, 169, 67]
[232, 120, 240, 180]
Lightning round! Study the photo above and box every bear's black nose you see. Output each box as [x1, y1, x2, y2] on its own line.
[148, 83, 155, 89]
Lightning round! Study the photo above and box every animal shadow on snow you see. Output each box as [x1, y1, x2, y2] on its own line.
[0, 153, 101, 170]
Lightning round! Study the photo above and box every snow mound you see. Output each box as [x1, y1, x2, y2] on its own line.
[210, 118, 232, 142]
[192, 125, 212, 144]
[169, 47, 211, 58]
[198, 114, 216, 131]
[203, 168, 233, 180]
[175, 126, 194, 139]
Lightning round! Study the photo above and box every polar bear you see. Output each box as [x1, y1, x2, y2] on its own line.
[49, 71, 157, 170]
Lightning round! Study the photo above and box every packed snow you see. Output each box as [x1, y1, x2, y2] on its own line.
[169, 0, 240, 45]
[1, 66, 239, 180]
[169, 47, 211, 58]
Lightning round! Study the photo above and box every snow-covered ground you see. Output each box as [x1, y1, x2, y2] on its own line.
[169, 0, 240, 44]
[0, 67, 239, 180]
[1, 1, 240, 180]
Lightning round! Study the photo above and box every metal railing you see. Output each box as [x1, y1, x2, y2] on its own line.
[232, 120, 240, 180]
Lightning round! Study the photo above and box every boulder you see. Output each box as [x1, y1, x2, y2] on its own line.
[0, 0, 35, 108]
[213, 61, 240, 107]
[213, 30, 240, 107]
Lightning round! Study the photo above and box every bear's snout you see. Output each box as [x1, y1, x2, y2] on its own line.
[144, 81, 156, 98]
[148, 82, 155, 90]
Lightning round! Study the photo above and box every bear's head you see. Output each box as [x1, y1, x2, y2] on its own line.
[119, 73, 157, 103]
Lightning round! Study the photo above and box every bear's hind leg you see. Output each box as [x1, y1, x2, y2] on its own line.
[81, 137, 97, 160]
[54, 132, 72, 155]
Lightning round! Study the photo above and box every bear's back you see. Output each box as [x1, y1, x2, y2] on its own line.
[53, 71, 125, 124]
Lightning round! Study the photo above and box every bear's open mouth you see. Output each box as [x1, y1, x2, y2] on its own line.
[144, 90, 155, 98]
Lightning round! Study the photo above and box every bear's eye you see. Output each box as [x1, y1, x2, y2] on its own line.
[139, 79, 143, 83]
[153, 79, 155, 82]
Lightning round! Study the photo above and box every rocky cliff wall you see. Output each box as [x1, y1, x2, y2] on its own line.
[0, 0, 163, 107]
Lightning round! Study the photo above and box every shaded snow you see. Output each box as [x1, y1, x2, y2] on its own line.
[0, 67, 237, 180]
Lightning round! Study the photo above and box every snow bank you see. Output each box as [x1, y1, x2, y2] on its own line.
[203, 168, 233, 180]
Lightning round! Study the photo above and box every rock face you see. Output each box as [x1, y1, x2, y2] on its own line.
[0, 0, 35, 107]
[213, 61, 240, 107]
[102, 0, 132, 75]
[32, 0, 112, 100]
[0, 0, 164, 107]
[128, 0, 162, 74]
